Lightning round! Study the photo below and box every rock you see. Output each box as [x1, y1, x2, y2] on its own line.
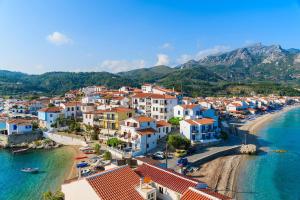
[240, 144, 257, 155]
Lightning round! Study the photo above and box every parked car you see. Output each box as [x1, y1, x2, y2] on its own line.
[151, 151, 165, 160]
[177, 157, 188, 167]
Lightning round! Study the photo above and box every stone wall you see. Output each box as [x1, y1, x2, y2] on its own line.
[7, 131, 43, 145]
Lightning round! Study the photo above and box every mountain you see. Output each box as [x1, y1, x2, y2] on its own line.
[0, 43, 300, 97]
[179, 43, 300, 83]
[118, 65, 176, 83]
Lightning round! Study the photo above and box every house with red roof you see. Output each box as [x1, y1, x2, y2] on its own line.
[62, 164, 230, 200]
[117, 116, 171, 156]
[180, 118, 220, 144]
[131, 93, 178, 121]
[38, 107, 64, 129]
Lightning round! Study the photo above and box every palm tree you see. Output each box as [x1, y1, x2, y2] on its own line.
[42, 191, 64, 200]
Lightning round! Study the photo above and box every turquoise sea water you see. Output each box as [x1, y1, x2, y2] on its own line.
[238, 107, 300, 200]
[0, 147, 74, 200]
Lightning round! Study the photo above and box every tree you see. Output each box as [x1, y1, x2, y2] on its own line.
[48, 103, 55, 108]
[168, 117, 182, 128]
[94, 143, 101, 155]
[107, 137, 121, 147]
[167, 134, 191, 150]
[103, 151, 112, 160]
[42, 190, 64, 200]
[32, 121, 39, 130]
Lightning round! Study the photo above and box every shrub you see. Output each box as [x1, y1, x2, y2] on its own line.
[167, 134, 191, 150]
[107, 137, 121, 147]
[94, 143, 101, 155]
[103, 151, 112, 160]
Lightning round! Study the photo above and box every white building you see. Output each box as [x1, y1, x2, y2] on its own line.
[132, 93, 178, 120]
[180, 118, 220, 144]
[60, 102, 82, 118]
[119, 116, 171, 156]
[173, 104, 201, 119]
[6, 119, 33, 135]
[38, 107, 63, 129]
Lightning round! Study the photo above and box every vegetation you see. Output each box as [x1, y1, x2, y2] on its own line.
[103, 151, 112, 160]
[42, 190, 64, 200]
[94, 143, 101, 155]
[168, 117, 182, 127]
[107, 137, 122, 147]
[32, 121, 39, 130]
[167, 134, 191, 150]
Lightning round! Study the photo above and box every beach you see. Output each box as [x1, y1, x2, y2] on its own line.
[188, 104, 300, 198]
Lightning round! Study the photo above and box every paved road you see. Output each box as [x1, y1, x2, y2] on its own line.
[162, 135, 242, 170]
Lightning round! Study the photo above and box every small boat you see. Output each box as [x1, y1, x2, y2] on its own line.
[76, 162, 89, 168]
[12, 148, 30, 154]
[273, 149, 287, 153]
[21, 168, 39, 173]
[83, 150, 95, 154]
[75, 156, 88, 160]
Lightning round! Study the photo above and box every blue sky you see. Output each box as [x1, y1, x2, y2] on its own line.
[0, 0, 300, 74]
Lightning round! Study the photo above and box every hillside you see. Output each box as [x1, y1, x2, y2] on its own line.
[0, 43, 300, 97]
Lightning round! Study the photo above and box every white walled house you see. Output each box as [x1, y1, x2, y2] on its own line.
[180, 118, 220, 144]
[173, 104, 201, 119]
[132, 93, 178, 121]
[38, 107, 64, 129]
[60, 102, 82, 118]
[119, 116, 171, 156]
[6, 119, 33, 135]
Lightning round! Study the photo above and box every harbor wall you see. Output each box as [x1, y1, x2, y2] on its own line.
[43, 131, 87, 146]
[7, 131, 43, 145]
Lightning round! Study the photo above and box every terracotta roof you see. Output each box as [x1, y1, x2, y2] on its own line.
[38, 107, 62, 113]
[181, 187, 231, 200]
[181, 104, 200, 109]
[135, 157, 161, 166]
[157, 120, 171, 127]
[132, 93, 176, 99]
[134, 116, 154, 123]
[7, 119, 32, 125]
[87, 166, 143, 200]
[185, 118, 214, 125]
[137, 128, 156, 136]
[63, 101, 81, 106]
[135, 163, 199, 194]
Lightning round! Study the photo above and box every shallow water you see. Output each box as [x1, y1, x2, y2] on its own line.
[0, 147, 74, 200]
[237, 108, 300, 200]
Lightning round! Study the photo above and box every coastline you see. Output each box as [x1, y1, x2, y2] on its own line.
[64, 145, 81, 181]
[190, 104, 300, 198]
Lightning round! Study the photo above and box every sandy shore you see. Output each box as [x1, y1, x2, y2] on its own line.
[189, 104, 300, 198]
[64, 146, 81, 181]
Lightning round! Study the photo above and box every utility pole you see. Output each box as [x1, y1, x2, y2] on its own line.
[165, 141, 168, 168]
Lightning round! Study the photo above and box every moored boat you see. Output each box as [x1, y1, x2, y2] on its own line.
[21, 168, 39, 173]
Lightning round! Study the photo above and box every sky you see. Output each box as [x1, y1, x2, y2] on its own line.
[0, 0, 300, 74]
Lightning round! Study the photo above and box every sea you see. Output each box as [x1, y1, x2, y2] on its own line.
[237, 107, 300, 200]
[0, 147, 74, 200]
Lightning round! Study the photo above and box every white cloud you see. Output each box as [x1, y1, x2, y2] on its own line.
[177, 54, 193, 64]
[47, 32, 72, 45]
[155, 54, 170, 66]
[99, 59, 146, 73]
[160, 42, 173, 50]
[176, 45, 230, 65]
[195, 45, 230, 60]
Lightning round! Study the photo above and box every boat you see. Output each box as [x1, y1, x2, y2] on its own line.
[12, 148, 30, 154]
[76, 162, 89, 168]
[83, 150, 95, 154]
[75, 156, 88, 160]
[273, 149, 287, 153]
[21, 168, 39, 173]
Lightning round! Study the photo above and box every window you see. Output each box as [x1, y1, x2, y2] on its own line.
[50, 114, 53, 117]
[147, 122, 150, 126]
[13, 125, 17, 130]
[178, 111, 180, 115]
[159, 186, 164, 194]
[148, 134, 151, 138]
[146, 144, 149, 148]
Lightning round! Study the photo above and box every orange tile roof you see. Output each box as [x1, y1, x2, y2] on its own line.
[132, 93, 176, 99]
[137, 128, 156, 136]
[63, 101, 81, 106]
[7, 119, 32, 125]
[156, 120, 171, 127]
[134, 116, 154, 123]
[135, 163, 199, 194]
[185, 118, 214, 125]
[181, 104, 200, 109]
[87, 166, 143, 200]
[181, 187, 231, 200]
[38, 107, 63, 113]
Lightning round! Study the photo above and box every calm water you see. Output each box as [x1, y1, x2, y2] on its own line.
[238, 107, 300, 200]
[0, 147, 74, 200]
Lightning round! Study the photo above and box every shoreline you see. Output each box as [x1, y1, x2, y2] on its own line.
[64, 145, 81, 181]
[190, 104, 300, 198]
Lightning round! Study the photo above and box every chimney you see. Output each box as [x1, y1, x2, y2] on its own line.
[140, 177, 144, 189]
